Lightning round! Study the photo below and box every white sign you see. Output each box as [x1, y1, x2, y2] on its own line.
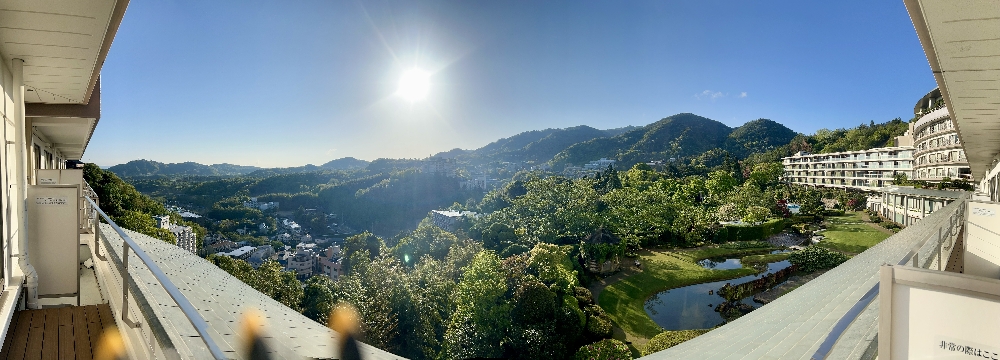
[972, 206, 996, 217]
[38, 178, 57, 185]
[880, 266, 1000, 360]
[35, 197, 68, 205]
[934, 335, 1000, 358]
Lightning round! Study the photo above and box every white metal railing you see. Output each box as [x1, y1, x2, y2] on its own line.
[85, 195, 227, 360]
[811, 194, 968, 360]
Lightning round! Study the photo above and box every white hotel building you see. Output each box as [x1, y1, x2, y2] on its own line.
[782, 147, 914, 191]
[910, 88, 973, 182]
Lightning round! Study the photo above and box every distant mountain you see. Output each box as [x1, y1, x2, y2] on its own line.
[111, 114, 800, 178]
[602, 125, 640, 137]
[508, 125, 610, 162]
[108, 160, 262, 177]
[550, 113, 797, 169]
[436, 124, 634, 164]
[320, 157, 370, 170]
[430, 148, 471, 159]
[473, 128, 561, 159]
[726, 119, 798, 158]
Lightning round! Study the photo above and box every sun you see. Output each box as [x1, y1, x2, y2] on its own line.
[397, 68, 431, 102]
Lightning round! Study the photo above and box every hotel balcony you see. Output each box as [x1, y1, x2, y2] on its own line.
[1, 186, 401, 359]
[0, 1, 398, 358]
[643, 193, 1000, 359]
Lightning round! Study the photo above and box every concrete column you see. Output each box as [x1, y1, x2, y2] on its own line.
[11, 59, 38, 309]
[11, 59, 27, 252]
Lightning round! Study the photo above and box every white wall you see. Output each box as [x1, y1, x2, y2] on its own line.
[1, 54, 18, 287]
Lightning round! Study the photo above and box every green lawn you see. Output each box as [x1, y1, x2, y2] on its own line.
[815, 212, 890, 254]
[598, 247, 772, 340]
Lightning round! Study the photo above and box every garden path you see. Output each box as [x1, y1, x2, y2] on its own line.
[587, 260, 647, 352]
[588, 261, 641, 306]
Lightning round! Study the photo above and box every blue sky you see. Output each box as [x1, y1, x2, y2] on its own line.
[86, 0, 936, 167]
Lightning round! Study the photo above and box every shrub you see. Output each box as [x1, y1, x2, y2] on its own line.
[583, 305, 613, 339]
[715, 219, 788, 242]
[788, 246, 849, 272]
[719, 241, 771, 250]
[585, 313, 613, 339]
[574, 286, 594, 306]
[641, 329, 710, 356]
[574, 339, 631, 360]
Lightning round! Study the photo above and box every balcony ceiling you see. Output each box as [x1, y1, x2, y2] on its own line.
[0, 0, 124, 104]
[906, 0, 1000, 180]
[0, 0, 127, 160]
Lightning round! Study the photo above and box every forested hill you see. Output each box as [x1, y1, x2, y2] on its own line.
[320, 157, 369, 170]
[550, 114, 797, 169]
[108, 160, 263, 177]
[109, 157, 370, 177]
[455, 125, 626, 163]
[109, 115, 905, 180]
[743, 118, 911, 166]
[803, 119, 910, 154]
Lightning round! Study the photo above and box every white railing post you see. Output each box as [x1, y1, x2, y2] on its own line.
[85, 197, 226, 359]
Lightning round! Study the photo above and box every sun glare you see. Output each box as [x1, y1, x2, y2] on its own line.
[397, 68, 431, 102]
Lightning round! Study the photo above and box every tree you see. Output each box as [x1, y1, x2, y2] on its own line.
[706, 170, 738, 202]
[332, 250, 407, 353]
[746, 162, 784, 189]
[669, 207, 717, 247]
[251, 261, 304, 311]
[392, 219, 460, 266]
[742, 206, 771, 224]
[342, 231, 384, 273]
[443, 251, 510, 359]
[603, 187, 674, 247]
[83, 163, 176, 243]
[302, 276, 336, 323]
[527, 243, 578, 295]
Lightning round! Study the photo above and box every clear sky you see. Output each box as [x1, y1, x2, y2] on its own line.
[85, 0, 937, 168]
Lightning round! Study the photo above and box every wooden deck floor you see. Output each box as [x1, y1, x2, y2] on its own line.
[0, 303, 117, 360]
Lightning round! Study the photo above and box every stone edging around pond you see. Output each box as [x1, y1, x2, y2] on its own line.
[752, 269, 829, 304]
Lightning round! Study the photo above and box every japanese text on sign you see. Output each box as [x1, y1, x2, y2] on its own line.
[35, 197, 67, 205]
[938, 338, 999, 359]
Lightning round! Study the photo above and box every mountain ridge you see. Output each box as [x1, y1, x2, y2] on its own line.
[108, 114, 803, 176]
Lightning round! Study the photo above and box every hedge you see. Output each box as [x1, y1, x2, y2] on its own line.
[641, 329, 710, 356]
[788, 246, 849, 273]
[715, 218, 788, 242]
[574, 339, 631, 360]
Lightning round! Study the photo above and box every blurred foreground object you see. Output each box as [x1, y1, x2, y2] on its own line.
[329, 303, 363, 360]
[242, 308, 273, 360]
[94, 327, 126, 360]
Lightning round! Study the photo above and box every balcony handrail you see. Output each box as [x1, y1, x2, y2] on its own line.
[85, 196, 228, 360]
[809, 194, 967, 360]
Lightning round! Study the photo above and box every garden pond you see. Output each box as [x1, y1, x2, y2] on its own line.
[645, 258, 791, 330]
[696, 250, 790, 270]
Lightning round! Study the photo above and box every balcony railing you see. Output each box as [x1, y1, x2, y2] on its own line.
[84, 195, 228, 360]
[810, 194, 967, 360]
[645, 194, 968, 359]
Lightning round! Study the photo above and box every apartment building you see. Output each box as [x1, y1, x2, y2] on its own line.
[782, 147, 914, 190]
[317, 245, 343, 281]
[169, 224, 197, 254]
[910, 88, 973, 182]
